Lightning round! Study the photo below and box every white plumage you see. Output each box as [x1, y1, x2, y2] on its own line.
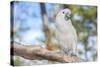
[55, 8, 77, 56]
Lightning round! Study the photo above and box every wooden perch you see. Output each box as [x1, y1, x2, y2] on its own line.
[11, 42, 82, 63]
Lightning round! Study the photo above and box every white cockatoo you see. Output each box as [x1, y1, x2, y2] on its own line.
[55, 8, 77, 56]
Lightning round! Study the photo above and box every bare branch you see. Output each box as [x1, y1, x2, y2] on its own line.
[40, 3, 54, 50]
[11, 42, 82, 63]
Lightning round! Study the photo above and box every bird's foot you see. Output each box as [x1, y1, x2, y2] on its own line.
[71, 53, 77, 57]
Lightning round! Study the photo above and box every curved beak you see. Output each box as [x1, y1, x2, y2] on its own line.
[65, 14, 71, 21]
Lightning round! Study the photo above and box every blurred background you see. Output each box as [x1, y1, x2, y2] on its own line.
[11, 1, 97, 66]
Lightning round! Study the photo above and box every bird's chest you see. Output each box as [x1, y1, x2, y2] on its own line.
[56, 19, 76, 39]
[57, 24, 75, 35]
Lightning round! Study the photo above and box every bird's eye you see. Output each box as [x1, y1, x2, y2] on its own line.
[62, 11, 65, 14]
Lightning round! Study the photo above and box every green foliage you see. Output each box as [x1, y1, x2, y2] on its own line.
[69, 5, 97, 33]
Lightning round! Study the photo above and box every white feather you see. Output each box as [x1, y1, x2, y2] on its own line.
[55, 8, 77, 55]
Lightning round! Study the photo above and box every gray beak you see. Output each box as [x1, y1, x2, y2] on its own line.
[65, 14, 71, 21]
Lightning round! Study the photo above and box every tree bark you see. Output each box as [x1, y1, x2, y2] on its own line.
[40, 3, 54, 50]
[11, 42, 82, 63]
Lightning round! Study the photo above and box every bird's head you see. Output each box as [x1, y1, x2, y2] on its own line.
[56, 8, 72, 21]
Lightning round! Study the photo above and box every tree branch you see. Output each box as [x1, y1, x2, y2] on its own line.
[11, 42, 82, 63]
[40, 3, 54, 50]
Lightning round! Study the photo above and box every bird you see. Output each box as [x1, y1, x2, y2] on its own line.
[55, 8, 77, 56]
